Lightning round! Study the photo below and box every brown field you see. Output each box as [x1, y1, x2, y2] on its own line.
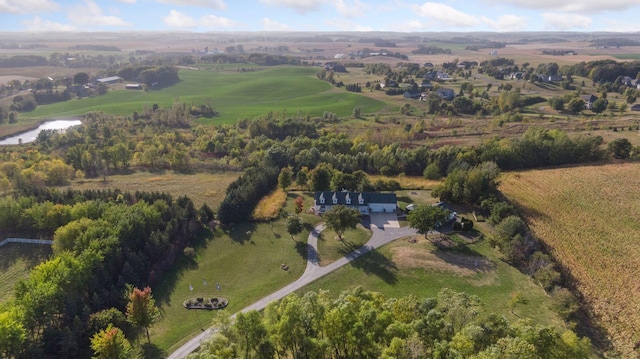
[499, 161, 640, 357]
[64, 171, 240, 210]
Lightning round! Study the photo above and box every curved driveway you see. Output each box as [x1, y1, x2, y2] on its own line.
[168, 221, 417, 359]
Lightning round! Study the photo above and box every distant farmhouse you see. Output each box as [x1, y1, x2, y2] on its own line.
[313, 191, 397, 215]
[96, 76, 121, 85]
[581, 94, 598, 110]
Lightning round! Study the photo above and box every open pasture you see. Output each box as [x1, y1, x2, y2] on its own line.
[24, 66, 388, 124]
[500, 162, 640, 357]
[65, 171, 240, 211]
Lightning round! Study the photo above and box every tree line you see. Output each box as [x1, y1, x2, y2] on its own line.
[0, 187, 202, 358]
[189, 287, 591, 359]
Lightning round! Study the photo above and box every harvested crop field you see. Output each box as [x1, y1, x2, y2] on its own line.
[500, 162, 640, 357]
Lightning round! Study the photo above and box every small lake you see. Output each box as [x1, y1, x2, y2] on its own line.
[0, 119, 82, 146]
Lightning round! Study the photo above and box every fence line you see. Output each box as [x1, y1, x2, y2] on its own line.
[0, 238, 53, 248]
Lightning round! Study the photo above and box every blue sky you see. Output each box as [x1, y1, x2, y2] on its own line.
[1, 0, 640, 33]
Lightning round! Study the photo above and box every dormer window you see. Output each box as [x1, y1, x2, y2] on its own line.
[319, 192, 325, 204]
[345, 193, 351, 205]
[332, 192, 338, 204]
[358, 193, 364, 205]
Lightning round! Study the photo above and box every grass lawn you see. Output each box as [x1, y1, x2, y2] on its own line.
[22, 67, 388, 124]
[0, 243, 52, 304]
[150, 191, 323, 354]
[300, 237, 566, 330]
[316, 224, 371, 266]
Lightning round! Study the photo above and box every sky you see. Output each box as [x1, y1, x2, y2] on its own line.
[1, 0, 640, 33]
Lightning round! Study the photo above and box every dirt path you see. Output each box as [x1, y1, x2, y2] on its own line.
[167, 222, 416, 359]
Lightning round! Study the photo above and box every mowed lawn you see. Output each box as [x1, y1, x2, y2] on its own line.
[24, 67, 388, 124]
[499, 162, 640, 357]
[0, 243, 52, 304]
[151, 191, 323, 354]
[301, 237, 565, 330]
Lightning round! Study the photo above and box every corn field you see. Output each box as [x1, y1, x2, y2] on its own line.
[500, 162, 640, 358]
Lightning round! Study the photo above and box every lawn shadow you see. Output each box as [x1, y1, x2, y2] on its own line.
[227, 222, 258, 244]
[396, 196, 413, 204]
[0, 242, 52, 272]
[296, 241, 311, 263]
[432, 245, 496, 274]
[347, 247, 398, 284]
[138, 342, 166, 359]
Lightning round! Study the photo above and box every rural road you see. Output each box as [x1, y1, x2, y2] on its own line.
[167, 218, 417, 359]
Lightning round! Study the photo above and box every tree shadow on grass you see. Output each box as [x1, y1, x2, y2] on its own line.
[295, 241, 311, 262]
[138, 342, 165, 359]
[227, 222, 257, 245]
[0, 242, 52, 272]
[347, 248, 398, 285]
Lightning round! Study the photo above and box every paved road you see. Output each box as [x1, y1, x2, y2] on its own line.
[167, 222, 417, 359]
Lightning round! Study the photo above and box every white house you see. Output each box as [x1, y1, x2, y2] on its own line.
[313, 191, 397, 215]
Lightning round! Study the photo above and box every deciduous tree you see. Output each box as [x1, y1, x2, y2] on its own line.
[126, 286, 160, 344]
[90, 324, 132, 359]
[286, 216, 304, 240]
[407, 205, 449, 239]
[323, 205, 361, 240]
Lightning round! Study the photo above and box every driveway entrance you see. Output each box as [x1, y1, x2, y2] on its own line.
[369, 212, 400, 229]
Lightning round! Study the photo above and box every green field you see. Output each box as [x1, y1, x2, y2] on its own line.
[24, 67, 388, 124]
[151, 191, 323, 353]
[301, 236, 565, 330]
[0, 243, 52, 304]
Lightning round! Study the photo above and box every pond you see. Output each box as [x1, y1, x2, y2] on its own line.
[0, 119, 82, 146]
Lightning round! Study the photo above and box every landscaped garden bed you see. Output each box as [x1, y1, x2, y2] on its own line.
[183, 297, 229, 310]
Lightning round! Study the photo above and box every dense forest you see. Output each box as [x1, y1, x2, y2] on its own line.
[189, 287, 591, 359]
[0, 187, 202, 357]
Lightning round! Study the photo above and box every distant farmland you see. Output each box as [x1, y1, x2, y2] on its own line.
[25, 67, 388, 124]
[500, 162, 640, 357]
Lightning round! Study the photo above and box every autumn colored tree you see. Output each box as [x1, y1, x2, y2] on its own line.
[293, 195, 304, 214]
[126, 286, 160, 344]
[90, 324, 132, 359]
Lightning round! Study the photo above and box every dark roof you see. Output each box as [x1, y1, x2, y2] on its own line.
[314, 191, 397, 205]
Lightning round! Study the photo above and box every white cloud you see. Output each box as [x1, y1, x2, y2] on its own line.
[258, 0, 323, 13]
[157, 0, 226, 9]
[261, 18, 292, 31]
[487, 0, 638, 14]
[483, 14, 528, 31]
[542, 13, 592, 30]
[116, 0, 137, 3]
[200, 14, 236, 28]
[334, 0, 367, 18]
[163, 9, 235, 29]
[0, 0, 59, 14]
[69, 0, 132, 27]
[163, 9, 197, 28]
[414, 2, 481, 28]
[22, 16, 75, 31]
